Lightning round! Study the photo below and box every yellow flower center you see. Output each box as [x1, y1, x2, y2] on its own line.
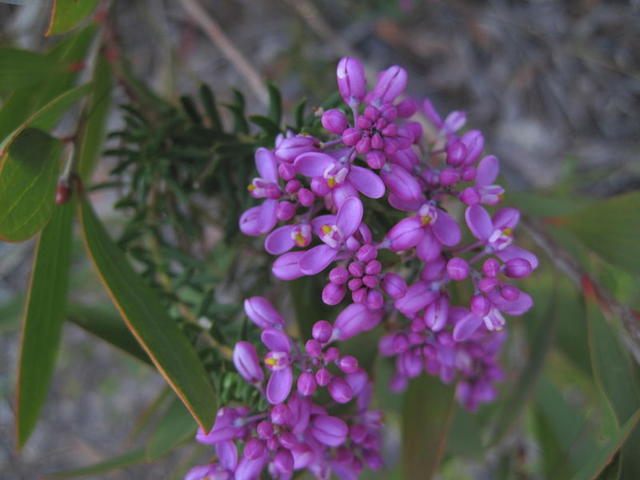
[247, 184, 255, 191]
[265, 357, 277, 367]
[502, 228, 512, 236]
[294, 231, 307, 246]
[420, 215, 433, 225]
[321, 225, 333, 235]
[327, 177, 337, 188]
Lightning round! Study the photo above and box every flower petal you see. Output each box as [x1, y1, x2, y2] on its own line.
[336, 196, 363, 237]
[388, 217, 423, 251]
[432, 210, 461, 246]
[475, 155, 499, 186]
[255, 147, 278, 182]
[465, 205, 493, 241]
[416, 230, 441, 261]
[261, 328, 291, 352]
[257, 199, 278, 234]
[496, 245, 539, 270]
[216, 441, 238, 471]
[265, 225, 296, 255]
[267, 367, 293, 404]
[294, 152, 335, 177]
[492, 208, 520, 230]
[244, 297, 285, 328]
[299, 245, 338, 275]
[453, 312, 483, 341]
[348, 166, 385, 199]
[272, 251, 306, 280]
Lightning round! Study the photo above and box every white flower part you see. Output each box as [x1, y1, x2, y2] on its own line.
[290, 224, 312, 247]
[323, 164, 349, 188]
[488, 228, 513, 251]
[483, 308, 506, 331]
[319, 224, 342, 248]
[418, 203, 438, 226]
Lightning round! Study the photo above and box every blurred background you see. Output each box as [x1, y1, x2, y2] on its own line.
[1, 0, 639, 478]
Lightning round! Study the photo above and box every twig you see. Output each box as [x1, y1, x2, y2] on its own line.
[177, 0, 269, 106]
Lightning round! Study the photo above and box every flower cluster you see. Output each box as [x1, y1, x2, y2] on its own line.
[188, 57, 536, 479]
[187, 298, 382, 480]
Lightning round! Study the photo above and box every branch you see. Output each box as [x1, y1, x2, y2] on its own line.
[177, 0, 269, 106]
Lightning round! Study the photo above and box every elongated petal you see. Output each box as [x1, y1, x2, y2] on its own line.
[491, 290, 533, 316]
[267, 367, 293, 404]
[294, 152, 335, 177]
[370, 65, 407, 103]
[388, 217, 423, 250]
[336, 196, 363, 237]
[337, 57, 366, 105]
[388, 193, 423, 212]
[300, 245, 338, 275]
[348, 166, 385, 199]
[496, 245, 539, 270]
[239, 206, 263, 236]
[453, 312, 483, 341]
[416, 230, 441, 261]
[196, 425, 241, 444]
[334, 303, 370, 340]
[265, 225, 296, 255]
[235, 453, 267, 480]
[465, 205, 493, 241]
[492, 208, 520, 230]
[233, 341, 264, 383]
[475, 155, 499, 186]
[381, 164, 423, 203]
[217, 441, 238, 471]
[432, 210, 461, 246]
[258, 199, 278, 234]
[272, 251, 305, 280]
[244, 297, 285, 328]
[311, 214, 337, 235]
[261, 328, 291, 352]
[394, 282, 439, 315]
[255, 147, 278, 182]
[185, 465, 215, 480]
[311, 415, 348, 447]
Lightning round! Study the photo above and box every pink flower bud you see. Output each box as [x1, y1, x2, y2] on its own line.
[305, 339, 322, 357]
[276, 201, 296, 221]
[365, 150, 385, 169]
[322, 109, 348, 134]
[322, 282, 346, 305]
[233, 341, 264, 384]
[329, 266, 349, 284]
[357, 244, 377, 262]
[366, 289, 384, 309]
[328, 377, 353, 403]
[298, 188, 315, 206]
[275, 135, 317, 162]
[440, 167, 460, 186]
[348, 261, 364, 277]
[312, 320, 333, 343]
[342, 127, 362, 146]
[297, 372, 317, 396]
[370, 65, 407, 104]
[316, 368, 332, 386]
[482, 258, 501, 277]
[471, 294, 491, 316]
[504, 258, 532, 278]
[381, 273, 407, 299]
[338, 355, 359, 373]
[337, 57, 366, 106]
[447, 257, 470, 280]
[446, 139, 467, 166]
[396, 98, 417, 117]
[460, 187, 481, 205]
[311, 415, 348, 447]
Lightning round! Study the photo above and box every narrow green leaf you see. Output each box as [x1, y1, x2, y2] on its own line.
[0, 129, 62, 242]
[0, 296, 24, 334]
[0, 48, 65, 91]
[66, 304, 152, 365]
[0, 25, 96, 142]
[0, 83, 92, 154]
[78, 199, 217, 430]
[46, 448, 146, 478]
[446, 407, 483, 459]
[146, 396, 197, 460]
[573, 409, 640, 480]
[46, 0, 99, 36]
[77, 54, 112, 181]
[559, 192, 640, 274]
[586, 297, 640, 478]
[267, 83, 282, 126]
[17, 198, 74, 447]
[488, 281, 560, 443]
[402, 375, 456, 480]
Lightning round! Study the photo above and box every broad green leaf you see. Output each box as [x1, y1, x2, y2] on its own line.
[77, 54, 112, 180]
[146, 396, 197, 460]
[0, 48, 65, 91]
[559, 191, 640, 274]
[0, 25, 95, 142]
[586, 298, 640, 478]
[66, 304, 152, 365]
[573, 409, 640, 480]
[46, 0, 99, 36]
[0, 129, 62, 242]
[47, 448, 146, 478]
[0, 83, 92, 154]
[402, 375, 456, 480]
[488, 281, 557, 444]
[16, 198, 74, 447]
[79, 200, 217, 430]
[446, 406, 483, 459]
[534, 376, 599, 477]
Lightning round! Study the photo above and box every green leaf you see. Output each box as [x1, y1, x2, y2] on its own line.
[77, 54, 112, 181]
[0, 129, 62, 242]
[446, 407, 483, 459]
[267, 83, 282, 126]
[573, 409, 640, 480]
[47, 448, 147, 478]
[488, 280, 560, 444]
[586, 297, 640, 478]
[0, 83, 92, 154]
[16, 198, 74, 447]
[66, 304, 152, 365]
[559, 191, 640, 274]
[146, 396, 197, 460]
[402, 375, 456, 480]
[0, 48, 65, 91]
[0, 25, 96, 142]
[46, 0, 99, 36]
[78, 199, 217, 430]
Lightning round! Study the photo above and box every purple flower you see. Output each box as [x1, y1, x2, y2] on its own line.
[337, 57, 367, 107]
[239, 148, 281, 236]
[262, 328, 294, 404]
[233, 342, 264, 384]
[244, 297, 286, 329]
